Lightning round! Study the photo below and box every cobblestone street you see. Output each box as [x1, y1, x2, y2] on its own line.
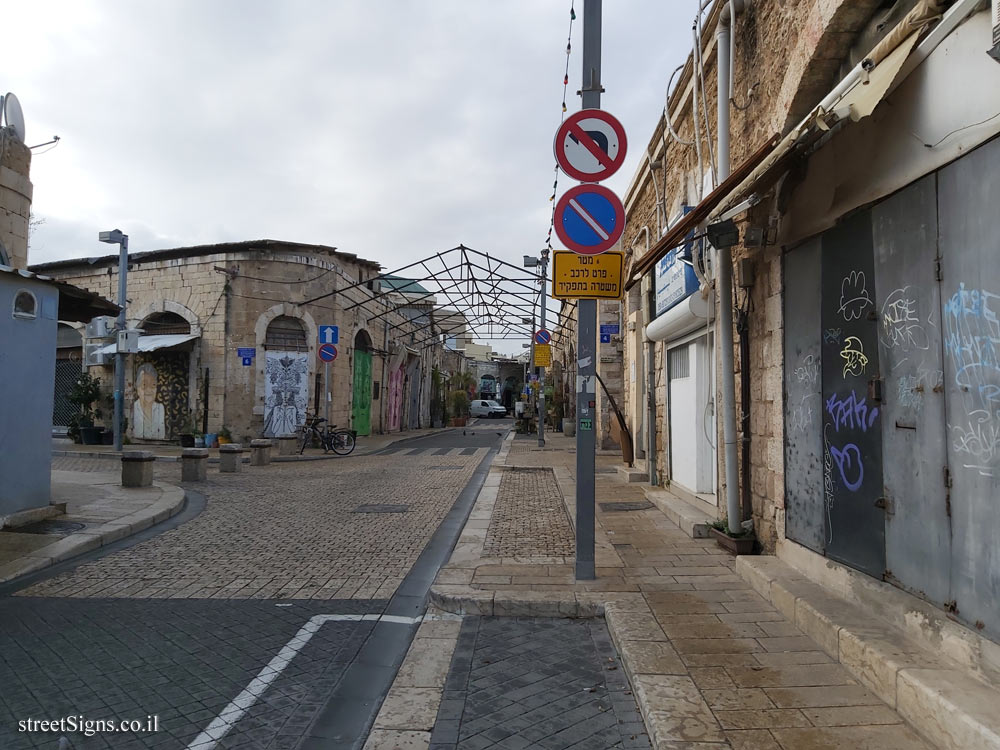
[0, 428, 503, 750]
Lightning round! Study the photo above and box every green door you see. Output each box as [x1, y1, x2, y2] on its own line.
[352, 349, 372, 436]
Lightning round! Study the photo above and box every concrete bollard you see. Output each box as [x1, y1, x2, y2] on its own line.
[250, 439, 273, 466]
[181, 447, 209, 481]
[219, 443, 244, 473]
[121, 450, 155, 488]
[277, 433, 299, 456]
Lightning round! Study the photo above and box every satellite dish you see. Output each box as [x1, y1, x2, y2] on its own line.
[3, 92, 26, 142]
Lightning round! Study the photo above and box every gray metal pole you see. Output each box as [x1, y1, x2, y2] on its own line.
[113, 235, 129, 452]
[325, 362, 331, 424]
[717, 5, 742, 534]
[575, 0, 602, 581]
[537, 249, 549, 447]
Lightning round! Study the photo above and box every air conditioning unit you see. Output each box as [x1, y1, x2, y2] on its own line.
[84, 341, 110, 367]
[85, 315, 115, 339]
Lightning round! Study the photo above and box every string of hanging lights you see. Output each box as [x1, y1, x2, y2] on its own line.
[544, 2, 576, 251]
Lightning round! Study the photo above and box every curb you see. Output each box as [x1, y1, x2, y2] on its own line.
[0, 482, 187, 585]
[736, 555, 1000, 750]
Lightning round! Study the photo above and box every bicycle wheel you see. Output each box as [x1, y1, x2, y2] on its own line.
[298, 427, 313, 454]
[332, 430, 356, 455]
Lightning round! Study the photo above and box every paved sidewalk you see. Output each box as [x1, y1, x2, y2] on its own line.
[427, 434, 936, 749]
[0, 468, 185, 584]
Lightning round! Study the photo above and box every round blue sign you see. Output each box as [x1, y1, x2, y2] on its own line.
[554, 184, 625, 255]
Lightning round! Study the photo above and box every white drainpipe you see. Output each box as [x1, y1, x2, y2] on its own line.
[717, 0, 744, 533]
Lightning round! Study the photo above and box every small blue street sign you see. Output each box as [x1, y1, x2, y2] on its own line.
[600, 333, 611, 344]
[319, 325, 339, 345]
[599, 324, 619, 335]
[241, 357, 253, 366]
[237, 347, 256, 358]
[318, 343, 338, 363]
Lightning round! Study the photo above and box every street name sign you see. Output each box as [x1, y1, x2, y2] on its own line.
[551, 250, 624, 300]
[534, 329, 552, 345]
[553, 109, 628, 183]
[318, 343, 338, 362]
[554, 184, 625, 255]
[319, 325, 339, 345]
[534, 343, 552, 368]
[237, 347, 256, 366]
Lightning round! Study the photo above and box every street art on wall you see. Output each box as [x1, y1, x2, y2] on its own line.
[263, 352, 308, 437]
[133, 352, 189, 439]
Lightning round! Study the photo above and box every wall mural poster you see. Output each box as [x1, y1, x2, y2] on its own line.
[263, 351, 309, 437]
[134, 352, 189, 439]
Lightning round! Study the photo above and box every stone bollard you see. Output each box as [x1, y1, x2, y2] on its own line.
[250, 439, 273, 466]
[219, 443, 244, 473]
[181, 447, 209, 481]
[277, 433, 299, 456]
[121, 450, 155, 488]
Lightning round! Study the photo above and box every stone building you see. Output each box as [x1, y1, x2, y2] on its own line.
[611, 0, 1000, 644]
[33, 241, 448, 443]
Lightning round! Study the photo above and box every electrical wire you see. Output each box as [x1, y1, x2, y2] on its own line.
[663, 65, 694, 147]
[544, 1, 577, 250]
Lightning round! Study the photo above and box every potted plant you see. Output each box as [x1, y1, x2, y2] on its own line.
[67, 373, 104, 445]
[217, 426, 233, 445]
[708, 517, 757, 555]
[179, 411, 198, 448]
[448, 390, 469, 427]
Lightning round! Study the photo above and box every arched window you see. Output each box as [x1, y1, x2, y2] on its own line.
[265, 315, 307, 351]
[354, 329, 373, 352]
[12, 290, 37, 320]
[139, 311, 191, 335]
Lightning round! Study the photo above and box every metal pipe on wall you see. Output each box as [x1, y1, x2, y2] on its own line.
[717, 0, 743, 534]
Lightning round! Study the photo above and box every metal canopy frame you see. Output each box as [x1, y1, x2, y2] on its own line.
[301, 244, 570, 351]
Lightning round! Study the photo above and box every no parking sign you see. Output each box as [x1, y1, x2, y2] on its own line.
[554, 184, 625, 255]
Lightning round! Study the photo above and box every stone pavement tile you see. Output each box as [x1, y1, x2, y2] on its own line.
[714, 709, 812, 730]
[689, 667, 738, 690]
[632, 673, 725, 744]
[727, 664, 856, 688]
[755, 636, 820, 652]
[770, 724, 932, 749]
[801, 705, 904, 726]
[373, 687, 442, 732]
[659, 621, 767, 639]
[702, 688, 776, 711]
[608, 611, 667, 641]
[619, 639, 687, 676]
[681, 652, 760, 668]
[672, 638, 761, 654]
[752, 651, 833, 666]
[363, 729, 432, 749]
[395, 637, 457, 689]
[726, 729, 783, 750]
[764, 685, 882, 708]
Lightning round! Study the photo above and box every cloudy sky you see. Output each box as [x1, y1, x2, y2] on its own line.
[5, 1, 694, 351]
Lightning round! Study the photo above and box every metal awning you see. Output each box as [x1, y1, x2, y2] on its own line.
[623, 134, 780, 291]
[94, 333, 198, 356]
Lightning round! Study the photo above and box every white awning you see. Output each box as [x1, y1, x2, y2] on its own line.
[94, 333, 198, 356]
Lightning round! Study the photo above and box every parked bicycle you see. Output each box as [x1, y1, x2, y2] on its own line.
[298, 415, 356, 455]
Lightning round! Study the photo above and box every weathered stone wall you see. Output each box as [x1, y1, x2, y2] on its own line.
[0, 131, 32, 270]
[620, 0, 888, 550]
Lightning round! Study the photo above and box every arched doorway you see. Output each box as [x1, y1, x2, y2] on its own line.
[352, 330, 373, 436]
[262, 315, 309, 437]
[134, 312, 193, 440]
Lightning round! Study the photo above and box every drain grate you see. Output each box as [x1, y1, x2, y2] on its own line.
[353, 504, 410, 514]
[10, 520, 86, 536]
[599, 501, 654, 512]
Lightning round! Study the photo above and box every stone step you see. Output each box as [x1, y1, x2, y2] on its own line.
[616, 466, 647, 483]
[641, 489, 713, 538]
[737, 555, 1000, 750]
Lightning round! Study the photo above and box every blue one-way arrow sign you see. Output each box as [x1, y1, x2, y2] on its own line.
[319, 325, 339, 345]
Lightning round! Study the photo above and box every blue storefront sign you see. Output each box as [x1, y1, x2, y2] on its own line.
[655, 206, 699, 317]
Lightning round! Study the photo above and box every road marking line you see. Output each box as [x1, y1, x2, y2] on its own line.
[568, 198, 610, 241]
[186, 613, 424, 750]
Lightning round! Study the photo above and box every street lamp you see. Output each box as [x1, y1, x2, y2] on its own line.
[524, 250, 550, 447]
[99, 229, 129, 452]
